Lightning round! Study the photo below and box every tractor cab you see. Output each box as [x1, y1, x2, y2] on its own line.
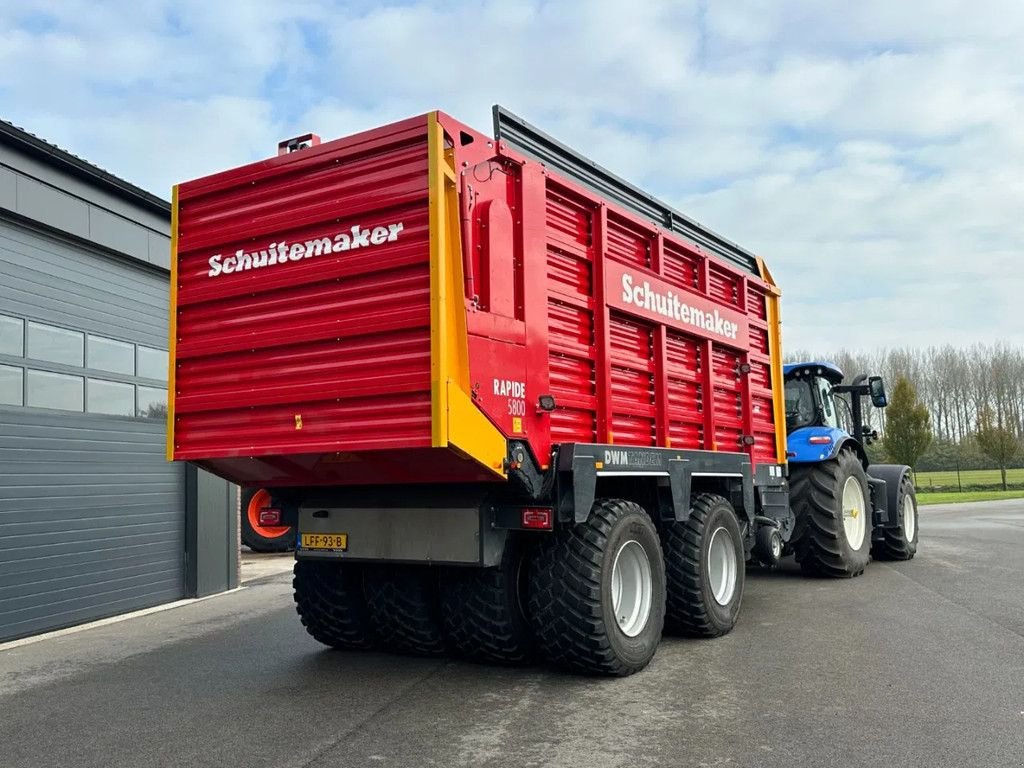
[784, 362, 846, 435]
[783, 362, 888, 464]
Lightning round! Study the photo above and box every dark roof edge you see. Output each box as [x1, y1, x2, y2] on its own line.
[0, 120, 171, 216]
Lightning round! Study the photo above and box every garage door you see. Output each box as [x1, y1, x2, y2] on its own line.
[0, 216, 185, 642]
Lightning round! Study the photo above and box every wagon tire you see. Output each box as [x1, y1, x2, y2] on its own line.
[293, 560, 374, 650]
[364, 566, 447, 657]
[659, 494, 744, 637]
[529, 498, 666, 676]
[441, 537, 536, 664]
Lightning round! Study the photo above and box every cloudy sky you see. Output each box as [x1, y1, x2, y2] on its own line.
[1, 1, 1021, 352]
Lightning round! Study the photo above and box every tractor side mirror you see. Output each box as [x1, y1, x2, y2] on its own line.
[868, 376, 887, 408]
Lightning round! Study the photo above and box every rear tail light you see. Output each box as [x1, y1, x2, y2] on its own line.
[521, 507, 553, 530]
[258, 507, 282, 526]
[808, 435, 833, 445]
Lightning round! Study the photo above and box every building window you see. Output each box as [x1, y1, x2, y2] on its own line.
[1, 314, 172, 420]
[87, 378, 135, 417]
[26, 369, 84, 411]
[0, 364, 23, 406]
[88, 335, 135, 376]
[137, 385, 168, 419]
[27, 322, 84, 367]
[0, 315, 24, 357]
[137, 345, 167, 381]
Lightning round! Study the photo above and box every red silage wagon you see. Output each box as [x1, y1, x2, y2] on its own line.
[169, 107, 792, 675]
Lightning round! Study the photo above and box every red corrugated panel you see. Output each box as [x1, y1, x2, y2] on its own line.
[667, 378, 704, 446]
[708, 264, 740, 308]
[546, 185, 592, 254]
[751, 392, 778, 464]
[606, 213, 652, 268]
[747, 285, 768, 319]
[663, 241, 700, 291]
[608, 313, 655, 445]
[668, 417, 704, 450]
[711, 347, 741, 387]
[549, 407, 596, 444]
[665, 331, 702, 379]
[545, 183, 597, 444]
[609, 314, 653, 365]
[664, 330, 705, 449]
[711, 346, 743, 451]
[713, 390, 744, 450]
[749, 325, 770, 356]
[546, 297, 596, 442]
[749, 360, 772, 390]
[173, 117, 432, 461]
[548, 354, 595, 399]
[547, 245, 593, 297]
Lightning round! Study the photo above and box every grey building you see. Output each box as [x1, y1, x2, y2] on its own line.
[0, 120, 236, 643]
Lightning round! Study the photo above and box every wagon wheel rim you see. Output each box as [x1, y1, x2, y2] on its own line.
[611, 540, 653, 637]
[708, 526, 739, 605]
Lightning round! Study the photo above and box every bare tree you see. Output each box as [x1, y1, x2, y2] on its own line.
[781, 343, 1024, 473]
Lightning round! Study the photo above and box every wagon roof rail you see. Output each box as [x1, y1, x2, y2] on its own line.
[492, 105, 761, 277]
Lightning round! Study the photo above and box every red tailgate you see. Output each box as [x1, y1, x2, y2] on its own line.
[171, 116, 432, 462]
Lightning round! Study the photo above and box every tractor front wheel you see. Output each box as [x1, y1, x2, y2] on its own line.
[872, 473, 919, 561]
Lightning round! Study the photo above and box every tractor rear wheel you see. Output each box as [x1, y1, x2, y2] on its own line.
[528, 498, 666, 676]
[363, 566, 447, 656]
[241, 488, 294, 553]
[293, 559, 374, 650]
[790, 449, 872, 578]
[659, 494, 744, 637]
[440, 536, 535, 664]
[872, 473, 919, 560]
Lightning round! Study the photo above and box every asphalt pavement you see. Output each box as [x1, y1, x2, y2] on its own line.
[1, 499, 1022, 768]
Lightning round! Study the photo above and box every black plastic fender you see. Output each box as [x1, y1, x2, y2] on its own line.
[866, 464, 912, 528]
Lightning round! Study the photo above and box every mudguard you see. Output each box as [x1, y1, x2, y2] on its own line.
[867, 463, 913, 528]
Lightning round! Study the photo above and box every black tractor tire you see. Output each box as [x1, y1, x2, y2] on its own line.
[528, 499, 666, 677]
[790, 449, 873, 578]
[872, 473, 919, 561]
[440, 536, 535, 665]
[241, 488, 294, 553]
[363, 566, 447, 657]
[659, 494, 745, 637]
[293, 559, 374, 650]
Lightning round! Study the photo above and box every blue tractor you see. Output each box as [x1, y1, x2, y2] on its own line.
[754, 362, 919, 576]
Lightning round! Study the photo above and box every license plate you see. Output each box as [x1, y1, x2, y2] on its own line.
[300, 533, 348, 551]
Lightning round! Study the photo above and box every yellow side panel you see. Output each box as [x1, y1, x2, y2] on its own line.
[427, 112, 506, 478]
[757, 257, 787, 464]
[166, 185, 179, 461]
